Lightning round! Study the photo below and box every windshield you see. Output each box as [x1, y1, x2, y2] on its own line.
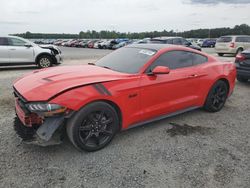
[217, 37, 232, 43]
[95, 47, 156, 74]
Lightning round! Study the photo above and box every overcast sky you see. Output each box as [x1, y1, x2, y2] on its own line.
[1, 0, 250, 34]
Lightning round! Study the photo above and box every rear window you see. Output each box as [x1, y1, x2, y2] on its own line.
[0, 37, 9, 46]
[217, 37, 232, 43]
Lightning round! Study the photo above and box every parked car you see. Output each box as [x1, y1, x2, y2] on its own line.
[133, 38, 151, 44]
[215, 35, 250, 56]
[93, 41, 103, 49]
[88, 40, 97, 48]
[197, 39, 205, 47]
[150, 37, 201, 51]
[235, 49, 250, 82]
[0, 36, 62, 68]
[112, 41, 127, 49]
[98, 40, 112, 49]
[201, 39, 216, 48]
[13, 44, 236, 151]
[107, 40, 119, 49]
[76, 40, 89, 48]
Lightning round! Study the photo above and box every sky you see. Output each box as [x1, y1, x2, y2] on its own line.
[0, 0, 250, 34]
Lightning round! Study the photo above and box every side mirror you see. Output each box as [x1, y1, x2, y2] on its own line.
[24, 43, 32, 48]
[151, 66, 170, 75]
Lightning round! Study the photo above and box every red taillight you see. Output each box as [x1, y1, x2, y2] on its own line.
[236, 54, 246, 61]
[229, 42, 235, 48]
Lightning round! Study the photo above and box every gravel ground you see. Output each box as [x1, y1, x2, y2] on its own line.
[0, 47, 249, 188]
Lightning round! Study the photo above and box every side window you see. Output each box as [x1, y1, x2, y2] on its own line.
[182, 39, 190, 45]
[166, 39, 173, 44]
[173, 38, 182, 45]
[0, 37, 9, 46]
[149, 51, 193, 71]
[192, 53, 208, 65]
[8, 38, 26, 46]
[235, 37, 241, 42]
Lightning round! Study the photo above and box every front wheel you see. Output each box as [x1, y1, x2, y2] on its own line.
[67, 102, 119, 152]
[204, 80, 228, 112]
[37, 55, 52, 68]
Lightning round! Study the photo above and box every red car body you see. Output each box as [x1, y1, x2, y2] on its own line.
[13, 44, 236, 150]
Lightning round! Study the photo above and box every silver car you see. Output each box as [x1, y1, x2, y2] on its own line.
[0, 36, 62, 68]
[215, 35, 250, 57]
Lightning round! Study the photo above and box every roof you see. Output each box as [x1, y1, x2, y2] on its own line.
[152, 36, 183, 40]
[221, 35, 250, 37]
[125, 43, 173, 51]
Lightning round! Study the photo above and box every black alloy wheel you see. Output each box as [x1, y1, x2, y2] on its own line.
[67, 102, 119, 152]
[204, 80, 228, 112]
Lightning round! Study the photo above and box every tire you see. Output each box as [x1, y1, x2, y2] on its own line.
[236, 48, 243, 56]
[37, 55, 52, 68]
[237, 75, 248, 83]
[218, 53, 224, 57]
[67, 101, 119, 152]
[204, 80, 228, 112]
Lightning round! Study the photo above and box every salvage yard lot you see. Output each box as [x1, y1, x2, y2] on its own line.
[0, 48, 249, 188]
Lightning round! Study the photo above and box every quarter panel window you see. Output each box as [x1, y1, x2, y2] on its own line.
[192, 53, 208, 65]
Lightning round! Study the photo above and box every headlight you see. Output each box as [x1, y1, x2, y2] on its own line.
[26, 103, 67, 116]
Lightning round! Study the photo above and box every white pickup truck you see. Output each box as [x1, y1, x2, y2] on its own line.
[0, 36, 62, 68]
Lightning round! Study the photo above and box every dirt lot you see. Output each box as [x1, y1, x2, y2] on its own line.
[0, 47, 249, 188]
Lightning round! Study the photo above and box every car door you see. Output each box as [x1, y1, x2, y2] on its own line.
[139, 50, 201, 121]
[8, 37, 34, 63]
[0, 37, 10, 64]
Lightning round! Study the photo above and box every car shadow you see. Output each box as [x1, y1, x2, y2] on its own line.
[0, 66, 38, 71]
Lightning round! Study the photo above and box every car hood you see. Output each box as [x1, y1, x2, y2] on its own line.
[39, 44, 61, 54]
[14, 65, 129, 101]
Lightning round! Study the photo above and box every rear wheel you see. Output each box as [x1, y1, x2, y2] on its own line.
[204, 80, 228, 112]
[37, 55, 52, 68]
[67, 102, 119, 152]
[218, 53, 224, 57]
[237, 75, 248, 83]
[236, 48, 243, 56]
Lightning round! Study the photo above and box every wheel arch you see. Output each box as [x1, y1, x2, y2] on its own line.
[75, 99, 123, 132]
[236, 47, 244, 53]
[35, 53, 55, 64]
[203, 77, 230, 106]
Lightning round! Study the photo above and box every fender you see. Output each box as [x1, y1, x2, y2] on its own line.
[35, 52, 55, 64]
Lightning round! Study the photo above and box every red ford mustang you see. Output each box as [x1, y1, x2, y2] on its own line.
[13, 44, 236, 151]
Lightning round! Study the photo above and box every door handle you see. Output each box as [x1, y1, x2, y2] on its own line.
[187, 74, 198, 78]
[10, 48, 16, 50]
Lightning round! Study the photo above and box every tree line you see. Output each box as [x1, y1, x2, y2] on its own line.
[13, 24, 250, 39]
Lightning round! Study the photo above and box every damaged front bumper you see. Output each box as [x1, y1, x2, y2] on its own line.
[14, 116, 65, 146]
[14, 96, 73, 146]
